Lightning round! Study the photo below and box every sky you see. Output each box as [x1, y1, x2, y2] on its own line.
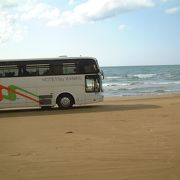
[0, 0, 180, 66]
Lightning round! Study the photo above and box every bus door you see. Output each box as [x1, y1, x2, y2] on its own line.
[85, 75, 101, 103]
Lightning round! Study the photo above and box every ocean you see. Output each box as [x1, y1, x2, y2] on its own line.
[101, 65, 180, 97]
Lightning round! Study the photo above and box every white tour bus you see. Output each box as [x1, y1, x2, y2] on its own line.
[0, 57, 104, 109]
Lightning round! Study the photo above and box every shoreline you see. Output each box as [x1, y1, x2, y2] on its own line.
[104, 92, 180, 98]
[104, 92, 180, 100]
[0, 94, 180, 180]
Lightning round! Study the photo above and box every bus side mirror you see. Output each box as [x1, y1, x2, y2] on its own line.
[101, 70, 104, 80]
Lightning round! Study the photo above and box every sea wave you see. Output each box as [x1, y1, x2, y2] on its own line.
[145, 81, 180, 85]
[128, 74, 157, 79]
[105, 76, 122, 79]
[103, 83, 130, 87]
[104, 81, 180, 87]
[103, 81, 146, 87]
[102, 65, 180, 96]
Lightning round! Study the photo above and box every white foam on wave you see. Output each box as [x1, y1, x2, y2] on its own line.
[146, 81, 180, 85]
[129, 74, 157, 79]
[105, 76, 122, 79]
[103, 82, 130, 87]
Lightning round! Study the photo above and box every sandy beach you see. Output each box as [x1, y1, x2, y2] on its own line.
[0, 95, 180, 180]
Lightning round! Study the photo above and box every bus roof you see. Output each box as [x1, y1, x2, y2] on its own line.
[0, 56, 97, 65]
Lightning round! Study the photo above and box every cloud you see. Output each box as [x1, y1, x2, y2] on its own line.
[48, 0, 154, 26]
[160, 0, 171, 2]
[0, 9, 25, 44]
[0, 0, 56, 44]
[160, 0, 176, 3]
[118, 24, 126, 31]
[0, 0, 21, 8]
[78, 0, 154, 21]
[20, 3, 61, 22]
[68, 0, 76, 5]
[0, 0, 33, 44]
[0, 0, 154, 43]
[165, 6, 180, 14]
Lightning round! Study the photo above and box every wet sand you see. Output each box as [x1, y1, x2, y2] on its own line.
[0, 95, 180, 180]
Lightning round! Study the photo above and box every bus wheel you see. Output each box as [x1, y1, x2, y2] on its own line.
[56, 94, 74, 109]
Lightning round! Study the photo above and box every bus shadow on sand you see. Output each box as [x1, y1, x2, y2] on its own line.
[0, 104, 161, 119]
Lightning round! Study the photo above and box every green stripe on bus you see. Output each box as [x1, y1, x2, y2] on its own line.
[0, 84, 39, 102]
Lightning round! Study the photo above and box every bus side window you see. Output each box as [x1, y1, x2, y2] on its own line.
[79, 60, 98, 74]
[54, 65, 63, 75]
[2, 65, 19, 77]
[39, 64, 50, 76]
[18, 65, 28, 76]
[84, 64, 97, 73]
[26, 65, 39, 76]
[63, 63, 77, 74]
[41, 64, 63, 76]
[0, 67, 3, 77]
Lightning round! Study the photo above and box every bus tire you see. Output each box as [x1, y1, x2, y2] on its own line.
[56, 93, 74, 109]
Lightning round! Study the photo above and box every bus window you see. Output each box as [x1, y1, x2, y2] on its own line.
[0, 65, 18, 77]
[39, 64, 50, 76]
[18, 65, 28, 76]
[85, 75, 100, 93]
[53, 65, 63, 75]
[63, 63, 77, 74]
[79, 60, 98, 74]
[84, 64, 97, 73]
[37, 64, 63, 76]
[26, 64, 39, 76]
[0, 66, 4, 77]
